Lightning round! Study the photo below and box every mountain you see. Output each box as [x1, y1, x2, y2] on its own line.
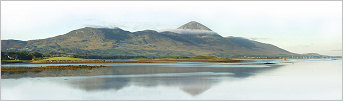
[302, 53, 322, 56]
[2, 21, 297, 57]
[178, 21, 212, 31]
[163, 21, 218, 35]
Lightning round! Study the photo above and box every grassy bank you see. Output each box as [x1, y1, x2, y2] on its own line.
[42, 57, 89, 60]
[1, 65, 109, 71]
[2, 57, 90, 64]
[1, 60, 30, 64]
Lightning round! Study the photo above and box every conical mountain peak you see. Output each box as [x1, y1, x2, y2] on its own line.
[177, 21, 212, 31]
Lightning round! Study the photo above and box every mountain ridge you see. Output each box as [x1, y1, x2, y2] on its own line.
[2, 21, 302, 57]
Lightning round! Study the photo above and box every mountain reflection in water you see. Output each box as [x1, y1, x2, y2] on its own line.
[2, 59, 341, 100]
[1, 62, 282, 79]
[61, 65, 282, 96]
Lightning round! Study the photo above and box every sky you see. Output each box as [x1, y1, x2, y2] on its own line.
[1, 1, 342, 56]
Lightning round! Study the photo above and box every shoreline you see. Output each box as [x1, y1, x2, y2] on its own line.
[0, 59, 247, 73]
[2, 59, 247, 64]
[26, 60, 157, 64]
[1, 65, 109, 71]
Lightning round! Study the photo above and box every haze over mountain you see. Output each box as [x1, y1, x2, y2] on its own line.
[1, 21, 320, 57]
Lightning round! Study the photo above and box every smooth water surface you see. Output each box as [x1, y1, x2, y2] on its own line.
[1, 59, 342, 100]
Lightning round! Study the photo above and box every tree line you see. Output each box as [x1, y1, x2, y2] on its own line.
[1, 51, 44, 60]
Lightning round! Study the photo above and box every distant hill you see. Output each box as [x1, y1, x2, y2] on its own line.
[2, 21, 301, 57]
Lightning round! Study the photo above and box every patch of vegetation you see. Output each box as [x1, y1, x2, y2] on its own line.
[149, 56, 190, 59]
[191, 55, 217, 59]
[72, 54, 146, 59]
[150, 55, 231, 61]
[42, 57, 88, 60]
[1, 60, 29, 64]
[1, 65, 108, 71]
[1, 60, 24, 62]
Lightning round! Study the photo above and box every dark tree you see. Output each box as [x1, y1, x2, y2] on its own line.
[32, 52, 43, 58]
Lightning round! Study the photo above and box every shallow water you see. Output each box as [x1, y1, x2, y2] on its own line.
[1, 59, 342, 100]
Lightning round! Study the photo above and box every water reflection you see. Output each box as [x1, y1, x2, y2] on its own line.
[69, 77, 130, 92]
[2, 63, 282, 79]
[59, 65, 282, 96]
[2, 60, 341, 100]
[1, 61, 285, 96]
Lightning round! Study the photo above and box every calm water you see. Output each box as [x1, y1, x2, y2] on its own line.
[1, 59, 342, 100]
